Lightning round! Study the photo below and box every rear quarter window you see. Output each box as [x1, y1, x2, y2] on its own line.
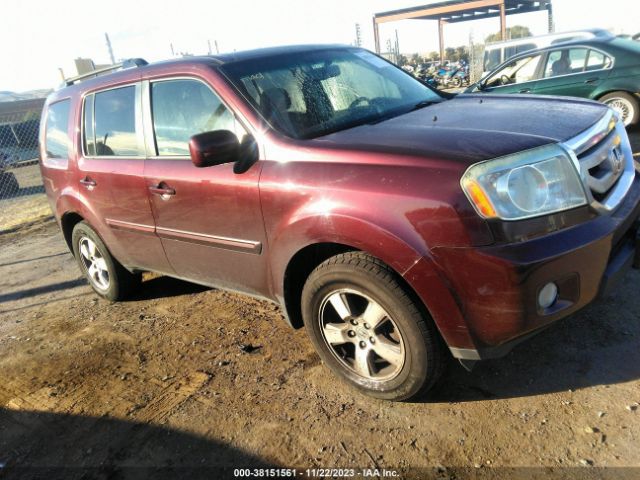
[44, 99, 71, 167]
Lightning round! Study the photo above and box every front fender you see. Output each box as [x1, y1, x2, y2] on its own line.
[269, 212, 424, 293]
[268, 212, 474, 351]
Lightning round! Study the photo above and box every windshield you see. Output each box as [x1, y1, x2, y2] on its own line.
[221, 48, 442, 139]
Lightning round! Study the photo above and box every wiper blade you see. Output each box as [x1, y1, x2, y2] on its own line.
[411, 100, 437, 111]
[366, 100, 442, 126]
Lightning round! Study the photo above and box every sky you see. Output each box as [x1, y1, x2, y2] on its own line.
[1, 0, 639, 92]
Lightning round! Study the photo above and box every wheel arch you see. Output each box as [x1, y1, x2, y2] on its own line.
[60, 211, 85, 252]
[274, 214, 475, 352]
[282, 242, 356, 329]
[595, 88, 634, 99]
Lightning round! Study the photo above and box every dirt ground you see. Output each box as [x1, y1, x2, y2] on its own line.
[1, 222, 639, 479]
[0, 128, 639, 479]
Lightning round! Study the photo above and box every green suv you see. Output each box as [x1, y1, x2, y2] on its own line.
[466, 36, 640, 126]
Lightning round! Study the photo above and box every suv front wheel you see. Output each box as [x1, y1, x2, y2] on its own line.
[301, 252, 446, 401]
[71, 221, 141, 301]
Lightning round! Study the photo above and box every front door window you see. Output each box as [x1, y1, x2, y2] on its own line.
[485, 54, 542, 88]
[150, 79, 243, 156]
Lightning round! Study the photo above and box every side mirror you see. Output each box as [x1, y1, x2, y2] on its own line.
[189, 130, 239, 168]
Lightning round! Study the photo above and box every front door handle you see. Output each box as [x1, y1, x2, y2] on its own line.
[79, 177, 96, 188]
[149, 183, 176, 197]
[519, 88, 531, 93]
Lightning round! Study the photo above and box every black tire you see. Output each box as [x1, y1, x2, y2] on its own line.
[600, 91, 639, 127]
[71, 221, 141, 301]
[301, 252, 446, 401]
[0, 172, 20, 198]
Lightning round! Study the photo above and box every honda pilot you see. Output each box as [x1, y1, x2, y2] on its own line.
[39, 45, 640, 400]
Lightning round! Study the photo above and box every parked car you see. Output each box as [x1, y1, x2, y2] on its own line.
[40, 45, 639, 401]
[481, 28, 612, 76]
[467, 36, 640, 126]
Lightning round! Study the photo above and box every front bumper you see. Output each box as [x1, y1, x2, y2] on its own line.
[433, 174, 640, 361]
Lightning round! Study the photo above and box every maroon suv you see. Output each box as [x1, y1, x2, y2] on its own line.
[39, 45, 639, 400]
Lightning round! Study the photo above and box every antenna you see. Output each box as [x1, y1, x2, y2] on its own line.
[105, 33, 116, 64]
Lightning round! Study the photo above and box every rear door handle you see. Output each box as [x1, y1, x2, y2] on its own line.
[149, 183, 176, 197]
[584, 77, 599, 84]
[79, 177, 96, 188]
[519, 88, 531, 93]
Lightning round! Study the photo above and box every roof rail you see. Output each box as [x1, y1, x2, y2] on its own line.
[61, 58, 149, 87]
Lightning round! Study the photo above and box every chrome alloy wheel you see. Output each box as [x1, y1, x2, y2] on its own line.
[604, 96, 634, 126]
[78, 236, 110, 290]
[319, 289, 405, 381]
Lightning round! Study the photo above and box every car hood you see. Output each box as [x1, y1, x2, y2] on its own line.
[315, 94, 610, 165]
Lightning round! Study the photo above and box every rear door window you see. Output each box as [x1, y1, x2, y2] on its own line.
[543, 48, 589, 77]
[45, 99, 71, 159]
[93, 86, 142, 156]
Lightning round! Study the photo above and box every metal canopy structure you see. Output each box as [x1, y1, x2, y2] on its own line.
[373, 0, 553, 61]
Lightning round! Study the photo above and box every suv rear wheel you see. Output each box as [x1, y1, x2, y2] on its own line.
[71, 221, 141, 301]
[301, 252, 446, 401]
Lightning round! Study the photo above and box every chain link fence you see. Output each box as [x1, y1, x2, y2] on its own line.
[0, 98, 50, 232]
[468, 41, 485, 85]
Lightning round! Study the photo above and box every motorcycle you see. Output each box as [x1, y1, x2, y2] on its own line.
[436, 64, 470, 89]
[448, 65, 470, 88]
[415, 65, 439, 89]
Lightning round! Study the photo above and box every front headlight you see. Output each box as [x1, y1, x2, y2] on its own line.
[461, 144, 587, 220]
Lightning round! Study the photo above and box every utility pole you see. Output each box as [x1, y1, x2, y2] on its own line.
[105, 33, 116, 64]
[355, 23, 362, 47]
[208, 40, 213, 55]
[547, 0, 555, 33]
[214, 40, 220, 54]
[170, 43, 175, 56]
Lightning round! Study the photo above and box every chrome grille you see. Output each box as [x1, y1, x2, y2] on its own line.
[563, 110, 636, 213]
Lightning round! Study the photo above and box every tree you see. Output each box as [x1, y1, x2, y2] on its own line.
[445, 47, 457, 61]
[411, 53, 423, 65]
[427, 51, 439, 61]
[485, 25, 532, 43]
[396, 54, 408, 66]
[455, 46, 469, 63]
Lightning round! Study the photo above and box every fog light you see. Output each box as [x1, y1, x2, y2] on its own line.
[538, 282, 558, 309]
